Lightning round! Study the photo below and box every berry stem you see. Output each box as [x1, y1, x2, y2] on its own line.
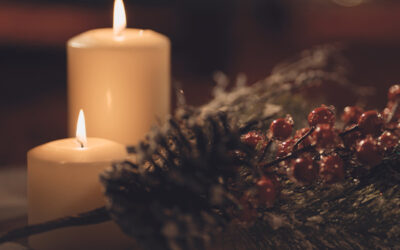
[261, 144, 316, 168]
[339, 124, 359, 137]
[258, 139, 273, 163]
[293, 126, 315, 151]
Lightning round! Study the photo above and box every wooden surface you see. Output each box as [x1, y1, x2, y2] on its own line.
[0, 166, 28, 249]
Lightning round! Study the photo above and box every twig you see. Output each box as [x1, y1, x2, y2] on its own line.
[0, 207, 110, 243]
[261, 144, 316, 168]
[258, 139, 273, 163]
[339, 124, 359, 137]
[293, 127, 315, 151]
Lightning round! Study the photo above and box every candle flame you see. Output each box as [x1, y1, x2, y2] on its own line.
[113, 0, 127, 38]
[76, 109, 87, 148]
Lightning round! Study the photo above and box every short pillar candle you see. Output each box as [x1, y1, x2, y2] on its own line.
[27, 110, 134, 250]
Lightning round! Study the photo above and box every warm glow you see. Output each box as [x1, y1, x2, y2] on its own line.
[76, 109, 87, 148]
[113, 0, 127, 38]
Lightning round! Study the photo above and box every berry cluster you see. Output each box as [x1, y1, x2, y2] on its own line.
[238, 85, 400, 216]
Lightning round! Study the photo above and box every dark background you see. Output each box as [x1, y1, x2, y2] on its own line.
[1, 0, 400, 166]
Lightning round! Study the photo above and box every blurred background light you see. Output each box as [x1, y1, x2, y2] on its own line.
[1, 0, 400, 166]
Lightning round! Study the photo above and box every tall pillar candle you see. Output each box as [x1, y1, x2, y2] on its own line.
[28, 110, 135, 250]
[67, 0, 170, 145]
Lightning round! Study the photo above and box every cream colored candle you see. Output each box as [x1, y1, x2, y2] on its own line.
[28, 110, 134, 250]
[67, 0, 170, 145]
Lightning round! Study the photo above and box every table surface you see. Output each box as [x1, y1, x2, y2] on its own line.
[0, 166, 29, 249]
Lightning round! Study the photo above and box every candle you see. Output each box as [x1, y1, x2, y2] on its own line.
[28, 110, 134, 250]
[67, 0, 171, 146]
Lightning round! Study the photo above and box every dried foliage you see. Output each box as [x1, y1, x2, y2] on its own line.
[100, 45, 399, 250]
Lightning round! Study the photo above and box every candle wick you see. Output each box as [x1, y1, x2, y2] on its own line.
[77, 139, 86, 148]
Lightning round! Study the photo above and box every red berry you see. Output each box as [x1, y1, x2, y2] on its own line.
[276, 139, 294, 158]
[385, 121, 399, 131]
[342, 130, 363, 149]
[291, 157, 318, 184]
[358, 110, 383, 135]
[319, 155, 345, 184]
[276, 139, 294, 169]
[313, 124, 337, 148]
[388, 84, 400, 102]
[382, 107, 395, 127]
[308, 105, 336, 127]
[383, 101, 400, 124]
[241, 131, 264, 148]
[342, 106, 363, 125]
[269, 117, 293, 140]
[356, 137, 383, 166]
[256, 176, 277, 207]
[382, 106, 391, 121]
[379, 131, 399, 150]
